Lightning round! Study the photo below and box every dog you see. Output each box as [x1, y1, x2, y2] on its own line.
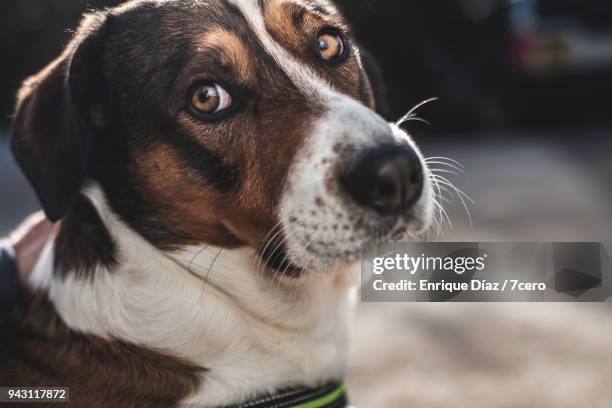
[1, 0, 433, 406]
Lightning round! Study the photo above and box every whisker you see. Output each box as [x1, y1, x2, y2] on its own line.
[264, 236, 288, 283]
[397, 97, 439, 123]
[296, 229, 325, 280]
[425, 156, 465, 169]
[425, 161, 467, 175]
[396, 97, 438, 127]
[436, 193, 453, 206]
[432, 183, 456, 200]
[427, 171, 444, 222]
[256, 222, 285, 279]
[397, 116, 431, 126]
[427, 170, 452, 234]
[430, 175, 476, 204]
[188, 245, 209, 276]
[190, 247, 225, 311]
[429, 198, 443, 233]
[433, 199, 453, 230]
[204, 248, 224, 287]
[426, 158, 475, 232]
[430, 168, 460, 176]
[430, 175, 474, 228]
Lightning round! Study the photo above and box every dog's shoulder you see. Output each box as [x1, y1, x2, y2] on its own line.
[0, 290, 204, 407]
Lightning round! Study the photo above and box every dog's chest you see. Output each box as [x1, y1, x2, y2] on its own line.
[33, 237, 357, 407]
[171, 265, 357, 407]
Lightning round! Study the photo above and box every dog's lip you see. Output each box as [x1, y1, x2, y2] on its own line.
[259, 240, 303, 278]
[359, 211, 425, 242]
[266, 206, 428, 274]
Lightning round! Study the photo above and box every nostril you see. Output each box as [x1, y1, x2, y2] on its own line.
[372, 161, 405, 213]
[376, 182, 396, 200]
[341, 144, 424, 215]
[411, 165, 424, 184]
[373, 181, 400, 213]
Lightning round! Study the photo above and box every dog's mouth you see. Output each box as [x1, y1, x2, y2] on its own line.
[258, 238, 303, 278]
[277, 147, 434, 274]
[257, 209, 429, 278]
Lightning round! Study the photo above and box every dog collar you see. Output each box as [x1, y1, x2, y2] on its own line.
[231, 382, 347, 408]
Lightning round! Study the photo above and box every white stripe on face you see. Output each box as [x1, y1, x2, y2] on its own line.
[229, 0, 433, 272]
[228, 0, 333, 97]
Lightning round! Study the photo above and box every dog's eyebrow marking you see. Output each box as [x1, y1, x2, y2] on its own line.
[227, 0, 333, 96]
[290, 0, 333, 23]
[303, 0, 331, 16]
[265, 1, 344, 50]
[260, 0, 332, 16]
[198, 28, 255, 84]
[263, 0, 337, 32]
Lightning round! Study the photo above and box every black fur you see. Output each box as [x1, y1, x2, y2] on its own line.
[167, 130, 240, 192]
[10, 0, 376, 266]
[10, 13, 110, 222]
[54, 196, 117, 279]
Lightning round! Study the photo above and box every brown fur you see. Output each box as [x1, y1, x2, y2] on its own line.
[133, 101, 319, 248]
[4, 0, 377, 404]
[11, 0, 371, 254]
[0, 291, 203, 407]
[263, 1, 366, 103]
[131, 12, 330, 249]
[199, 28, 256, 85]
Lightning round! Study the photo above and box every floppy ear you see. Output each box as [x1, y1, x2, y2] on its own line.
[11, 13, 109, 222]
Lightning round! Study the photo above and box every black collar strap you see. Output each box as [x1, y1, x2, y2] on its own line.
[230, 382, 348, 408]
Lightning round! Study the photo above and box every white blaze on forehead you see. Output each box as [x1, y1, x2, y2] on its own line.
[228, 0, 332, 96]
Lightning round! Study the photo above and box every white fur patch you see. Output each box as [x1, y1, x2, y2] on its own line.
[229, 0, 335, 96]
[25, 3, 433, 407]
[29, 185, 357, 407]
[229, 0, 434, 272]
[280, 93, 434, 272]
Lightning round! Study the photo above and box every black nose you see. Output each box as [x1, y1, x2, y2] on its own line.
[341, 145, 424, 215]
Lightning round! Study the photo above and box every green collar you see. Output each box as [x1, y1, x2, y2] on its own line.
[231, 382, 347, 408]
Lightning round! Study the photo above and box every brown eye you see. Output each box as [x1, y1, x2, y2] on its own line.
[190, 82, 232, 115]
[316, 31, 346, 62]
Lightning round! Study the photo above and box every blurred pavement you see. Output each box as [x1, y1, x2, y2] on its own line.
[349, 128, 612, 407]
[349, 302, 612, 408]
[421, 128, 612, 242]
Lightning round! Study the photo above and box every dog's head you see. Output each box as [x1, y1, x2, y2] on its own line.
[12, 0, 433, 275]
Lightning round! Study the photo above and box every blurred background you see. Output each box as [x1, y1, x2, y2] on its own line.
[1, 0, 611, 407]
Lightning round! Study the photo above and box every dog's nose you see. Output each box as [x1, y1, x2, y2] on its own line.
[341, 145, 424, 215]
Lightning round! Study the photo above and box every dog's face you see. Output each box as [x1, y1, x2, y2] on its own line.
[12, 0, 433, 275]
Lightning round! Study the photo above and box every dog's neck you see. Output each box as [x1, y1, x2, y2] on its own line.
[28, 185, 358, 407]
